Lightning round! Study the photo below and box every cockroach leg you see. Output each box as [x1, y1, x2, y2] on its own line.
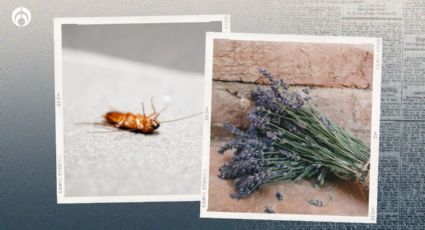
[148, 97, 158, 118]
[135, 118, 144, 129]
[149, 97, 165, 119]
[152, 105, 167, 119]
[150, 97, 157, 113]
[141, 102, 146, 116]
[115, 113, 130, 128]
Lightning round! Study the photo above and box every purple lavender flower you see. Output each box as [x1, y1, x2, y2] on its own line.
[217, 138, 239, 154]
[308, 199, 323, 207]
[218, 158, 266, 179]
[259, 68, 289, 90]
[223, 123, 243, 136]
[248, 110, 271, 129]
[254, 69, 308, 115]
[289, 92, 305, 111]
[233, 150, 257, 161]
[230, 171, 271, 199]
[264, 206, 275, 214]
[259, 68, 273, 81]
[319, 116, 332, 129]
[276, 192, 284, 201]
[217, 131, 262, 155]
[252, 88, 287, 114]
[266, 131, 278, 140]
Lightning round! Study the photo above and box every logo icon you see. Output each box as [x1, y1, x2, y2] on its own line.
[12, 7, 31, 27]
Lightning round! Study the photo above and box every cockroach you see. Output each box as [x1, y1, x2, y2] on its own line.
[94, 98, 201, 134]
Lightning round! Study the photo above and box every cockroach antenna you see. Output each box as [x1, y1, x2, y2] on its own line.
[161, 112, 203, 123]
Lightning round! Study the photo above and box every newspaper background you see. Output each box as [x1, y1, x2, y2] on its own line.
[239, 0, 424, 229]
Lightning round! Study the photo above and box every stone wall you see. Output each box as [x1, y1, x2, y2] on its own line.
[211, 39, 374, 144]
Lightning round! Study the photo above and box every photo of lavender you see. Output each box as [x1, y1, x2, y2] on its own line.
[201, 33, 381, 223]
[218, 68, 370, 200]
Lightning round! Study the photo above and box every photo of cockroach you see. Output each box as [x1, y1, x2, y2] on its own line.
[55, 16, 228, 203]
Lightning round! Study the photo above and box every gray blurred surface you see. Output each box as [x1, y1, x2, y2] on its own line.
[60, 21, 222, 197]
[63, 49, 203, 196]
[62, 22, 222, 73]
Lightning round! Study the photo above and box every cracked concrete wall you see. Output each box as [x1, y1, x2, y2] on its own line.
[211, 39, 374, 144]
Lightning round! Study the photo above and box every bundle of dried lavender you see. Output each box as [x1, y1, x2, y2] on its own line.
[218, 69, 370, 199]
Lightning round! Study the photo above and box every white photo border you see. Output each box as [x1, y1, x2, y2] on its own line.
[200, 32, 382, 223]
[54, 15, 231, 204]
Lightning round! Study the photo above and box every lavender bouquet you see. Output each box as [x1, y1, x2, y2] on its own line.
[218, 69, 370, 199]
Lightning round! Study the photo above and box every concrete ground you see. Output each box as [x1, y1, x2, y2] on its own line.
[62, 49, 203, 197]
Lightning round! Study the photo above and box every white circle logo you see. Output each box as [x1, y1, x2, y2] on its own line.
[12, 7, 31, 27]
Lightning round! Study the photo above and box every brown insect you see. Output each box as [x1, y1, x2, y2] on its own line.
[97, 98, 201, 134]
